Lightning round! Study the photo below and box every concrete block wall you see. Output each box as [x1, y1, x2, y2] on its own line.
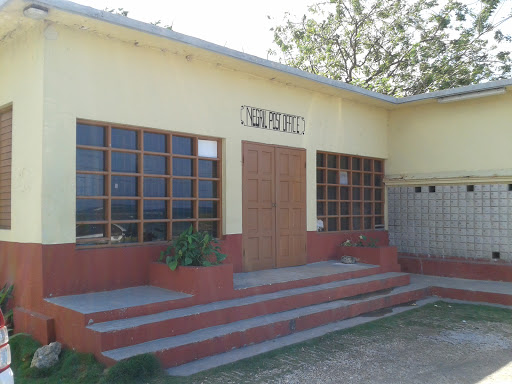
[387, 184, 512, 262]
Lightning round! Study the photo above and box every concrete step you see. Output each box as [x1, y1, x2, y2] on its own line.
[45, 262, 389, 326]
[101, 282, 428, 368]
[88, 272, 410, 351]
[166, 297, 440, 376]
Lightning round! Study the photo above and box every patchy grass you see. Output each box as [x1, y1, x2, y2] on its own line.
[10, 301, 512, 383]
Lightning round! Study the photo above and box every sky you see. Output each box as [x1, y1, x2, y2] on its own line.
[73, 0, 512, 60]
[72, 0, 314, 60]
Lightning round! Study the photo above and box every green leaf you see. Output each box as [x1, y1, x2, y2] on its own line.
[169, 260, 178, 271]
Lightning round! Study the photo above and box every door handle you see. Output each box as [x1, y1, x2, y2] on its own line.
[272, 203, 277, 207]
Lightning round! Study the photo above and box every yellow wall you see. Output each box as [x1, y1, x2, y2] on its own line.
[388, 93, 512, 181]
[40, 24, 389, 244]
[0, 26, 44, 243]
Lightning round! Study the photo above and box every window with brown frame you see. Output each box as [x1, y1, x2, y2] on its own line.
[316, 152, 384, 232]
[0, 106, 12, 230]
[76, 121, 221, 246]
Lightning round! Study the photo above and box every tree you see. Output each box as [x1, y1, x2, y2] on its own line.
[271, 0, 512, 96]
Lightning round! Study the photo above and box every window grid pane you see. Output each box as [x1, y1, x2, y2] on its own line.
[317, 151, 384, 232]
[76, 122, 222, 245]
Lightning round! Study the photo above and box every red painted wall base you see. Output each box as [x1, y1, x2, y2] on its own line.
[399, 254, 512, 282]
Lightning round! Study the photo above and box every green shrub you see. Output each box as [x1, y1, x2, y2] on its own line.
[0, 283, 14, 328]
[160, 226, 226, 271]
[104, 354, 161, 384]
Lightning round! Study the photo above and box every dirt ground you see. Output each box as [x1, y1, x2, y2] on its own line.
[182, 301, 512, 384]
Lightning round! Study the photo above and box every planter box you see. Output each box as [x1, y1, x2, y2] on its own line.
[338, 246, 399, 269]
[149, 262, 234, 303]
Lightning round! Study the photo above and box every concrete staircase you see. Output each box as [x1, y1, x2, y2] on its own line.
[45, 261, 426, 370]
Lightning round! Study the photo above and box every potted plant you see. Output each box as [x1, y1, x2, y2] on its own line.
[149, 226, 234, 303]
[338, 235, 399, 270]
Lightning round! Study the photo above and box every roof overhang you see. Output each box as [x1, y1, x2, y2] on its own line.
[1, 0, 511, 109]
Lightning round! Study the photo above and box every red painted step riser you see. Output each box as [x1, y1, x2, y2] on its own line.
[96, 275, 410, 351]
[154, 289, 428, 368]
[85, 266, 389, 325]
[232, 266, 391, 298]
[431, 287, 512, 306]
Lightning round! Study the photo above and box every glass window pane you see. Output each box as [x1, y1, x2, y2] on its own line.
[316, 153, 325, 167]
[364, 202, 372, 215]
[340, 187, 349, 200]
[144, 132, 167, 153]
[374, 174, 382, 187]
[364, 159, 372, 171]
[198, 221, 218, 237]
[112, 152, 138, 173]
[364, 188, 372, 201]
[198, 140, 217, 158]
[112, 128, 137, 149]
[374, 160, 383, 172]
[375, 189, 383, 201]
[352, 173, 361, 185]
[198, 160, 218, 178]
[173, 200, 193, 219]
[199, 201, 218, 218]
[375, 203, 383, 215]
[352, 158, 361, 170]
[144, 200, 167, 220]
[173, 221, 194, 237]
[76, 224, 106, 241]
[364, 217, 372, 230]
[339, 171, 349, 185]
[328, 202, 337, 215]
[144, 155, 167, 175]
[111, 200, 138, 220]
[316, 169, 325, 183]
[352, 202, 361, 215]
[76, 199, 105, 221]
[77, 149, 105, 171]
[144, 178, 167, 197]
[327, 170, 337, 184]
[173, 136, 193, 155]
[364, 173, 372, 186]
[340, 156, 349, 169]
[327, 218, 338, 231]
[113, 223, 138, 243]
[173, 179, 194, 198]
[327, 186, 337, 200]
[341, 217, 350, 230]
[77, 174, 104, 196]
[327, 155, 337, 168]
[112, 176, 138, 196]
[144, 222, 167, 242]
[199, 180, 217, 198]
[352, 187, 361, 200]
[375, 216, 384, 227]
[317, 202, 325, 216]
[341, 202, 349, 215]
[352, 217, 362, 230]
[173, 158, 194, 176]
[77, 124, 104, 147]
[317, 186, 325, 200]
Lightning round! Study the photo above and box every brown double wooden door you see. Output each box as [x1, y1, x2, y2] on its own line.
[242, 142, 307, 272]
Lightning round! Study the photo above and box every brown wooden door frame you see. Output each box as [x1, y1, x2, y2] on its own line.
[242, 141, 307, 272]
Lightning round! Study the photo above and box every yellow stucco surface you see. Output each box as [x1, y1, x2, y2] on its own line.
[38, 24, 389, 244]
[387, 94, 512, 181]
[2, 14, 511, 246]
[0, 26, 44, 243]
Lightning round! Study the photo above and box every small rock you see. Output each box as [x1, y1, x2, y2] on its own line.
[31, 342, 62, 369]
[340, 256, 357, 264]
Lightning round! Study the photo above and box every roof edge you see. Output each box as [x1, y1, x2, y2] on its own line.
[6, 0, 512, 105]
